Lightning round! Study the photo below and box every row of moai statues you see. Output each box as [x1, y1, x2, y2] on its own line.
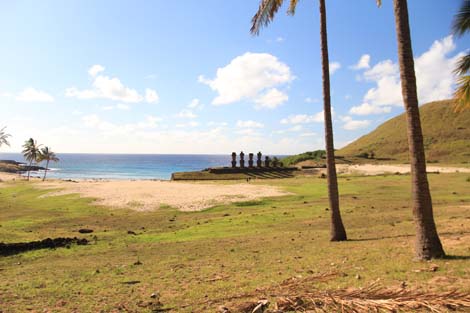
[231, 151, 281, 168]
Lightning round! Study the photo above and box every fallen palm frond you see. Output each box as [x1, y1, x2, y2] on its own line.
[274, 281, 470, 312]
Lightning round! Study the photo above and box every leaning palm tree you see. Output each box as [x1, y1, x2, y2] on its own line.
[452, 0, 470, 110]
[0, 127, 11, 148]
[378, 0, 445, 259]
[251, 0, 347, 241]
[22, 138, 41, 181]
[38, 146, 59, 181]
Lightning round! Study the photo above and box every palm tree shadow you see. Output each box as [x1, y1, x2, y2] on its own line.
[348, 231, 470, 243]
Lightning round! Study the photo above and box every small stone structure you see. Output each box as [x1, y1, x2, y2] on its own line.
[257, 152, 262, 167]
[239, 151, 245, 168]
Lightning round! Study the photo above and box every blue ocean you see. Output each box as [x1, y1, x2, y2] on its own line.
[0, 153, 234, 180]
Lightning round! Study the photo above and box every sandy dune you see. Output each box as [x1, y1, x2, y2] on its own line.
[38, 180, 289, 211]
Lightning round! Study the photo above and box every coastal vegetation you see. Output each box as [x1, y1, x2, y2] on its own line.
[0, 173, 469, 311]
[251, 0, 347, 242]
[21, 138, 42, 181]
[17, 138, 59, 181]
[37, 147, 60, 181]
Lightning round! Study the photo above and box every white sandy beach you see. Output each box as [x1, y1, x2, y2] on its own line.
[2, 163, 468, 212]
[37, 179, 289, 212]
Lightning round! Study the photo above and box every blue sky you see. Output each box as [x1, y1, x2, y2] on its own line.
[0, 0, 466, 154]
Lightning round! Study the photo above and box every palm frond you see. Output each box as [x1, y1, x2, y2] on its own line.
[22, 138, 42, 162]
[454, 75, 470, 111]
[251, 0, 285, 35]
[0, 127, 11, 147]
[452, 0, 470, 37]
[287, 0, 299, 15]
[454, 54, 470, 76]
[39, 146, 60, 163]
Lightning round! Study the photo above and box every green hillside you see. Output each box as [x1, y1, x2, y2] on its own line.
[338, 100, 470, 163]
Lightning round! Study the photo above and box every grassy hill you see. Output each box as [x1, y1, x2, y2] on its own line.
[338, 100, 470, 164]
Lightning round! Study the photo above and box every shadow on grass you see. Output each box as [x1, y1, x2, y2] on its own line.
[0, 237, 88, 257]
[348, 230, 470, 242]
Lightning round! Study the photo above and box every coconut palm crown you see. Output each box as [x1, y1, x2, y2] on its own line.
[0, 127, 11, 148]
[38, 146, 59, 181]
[452, 0, 470, 109]
[22, 138, 41, 181]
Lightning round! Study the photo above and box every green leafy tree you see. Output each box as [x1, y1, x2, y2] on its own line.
[22, 138, 41, 181]
[452, 0, 470, 110]
[378, 0, 445, 259]
[38, 146, 59, 181]
[251, 0, 347, 241]
[0, 127, 11, 148]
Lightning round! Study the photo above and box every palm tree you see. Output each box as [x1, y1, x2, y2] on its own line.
[38, 146, 59, 181]
[22, 138, 41, 181]
[452, 0, 470, 110]
[0, 127, 11, 148]
[251, 0, 347, 241]
[378, 0, 445, 259]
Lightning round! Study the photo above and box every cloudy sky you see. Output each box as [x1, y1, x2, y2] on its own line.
[0, 1, 465, 154]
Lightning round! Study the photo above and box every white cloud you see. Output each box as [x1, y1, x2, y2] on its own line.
[187, 98, 204, 109]
[288, 125, 303, 132]
[145, 89, 159, 103]
[340, 116, 370, 130]
[236, 120, 264, 128]
[66, 65, 159, 104]
[207, 121, 228, 127]
[82, 114, 161, 132]
[351, 36, 463, 116]
[176, 109, 197, 119]
[304, 97, 319, 103]
[276, 36, 285, 43]
[199, 52, 293, 107]
[16, 88, 54, 102]
[300, 132, 317, 137]
[350, 54, 370, 70]
[349, 102, 391, 115]
[88, 64, 105, 77]
[235, 128, 262, 136]
[101, 103, 131, 111]
[329, 62, 341, 74]
[280, 111, 326, 124]
[116, 103, 130, 110]
[254, 88, 288, 109]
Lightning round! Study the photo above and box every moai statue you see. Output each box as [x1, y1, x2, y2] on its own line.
[257, 152, 262, 167]
[248, 153, 254, 168]
[239, 151, 245, 168]
[231, 152, 237, 168]
[264, 156, 270, 167]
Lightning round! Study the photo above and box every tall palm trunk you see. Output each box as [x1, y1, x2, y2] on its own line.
[393, 0, 445, 259]
[43, 160, 49, 181]
[319, 0, 346, 241]
[27, 160, 32, 181]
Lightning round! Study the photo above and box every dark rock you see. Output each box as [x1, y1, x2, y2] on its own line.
[78, 229, 94, 234]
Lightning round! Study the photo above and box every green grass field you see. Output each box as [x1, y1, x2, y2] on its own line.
[1, 173, 469, 312]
